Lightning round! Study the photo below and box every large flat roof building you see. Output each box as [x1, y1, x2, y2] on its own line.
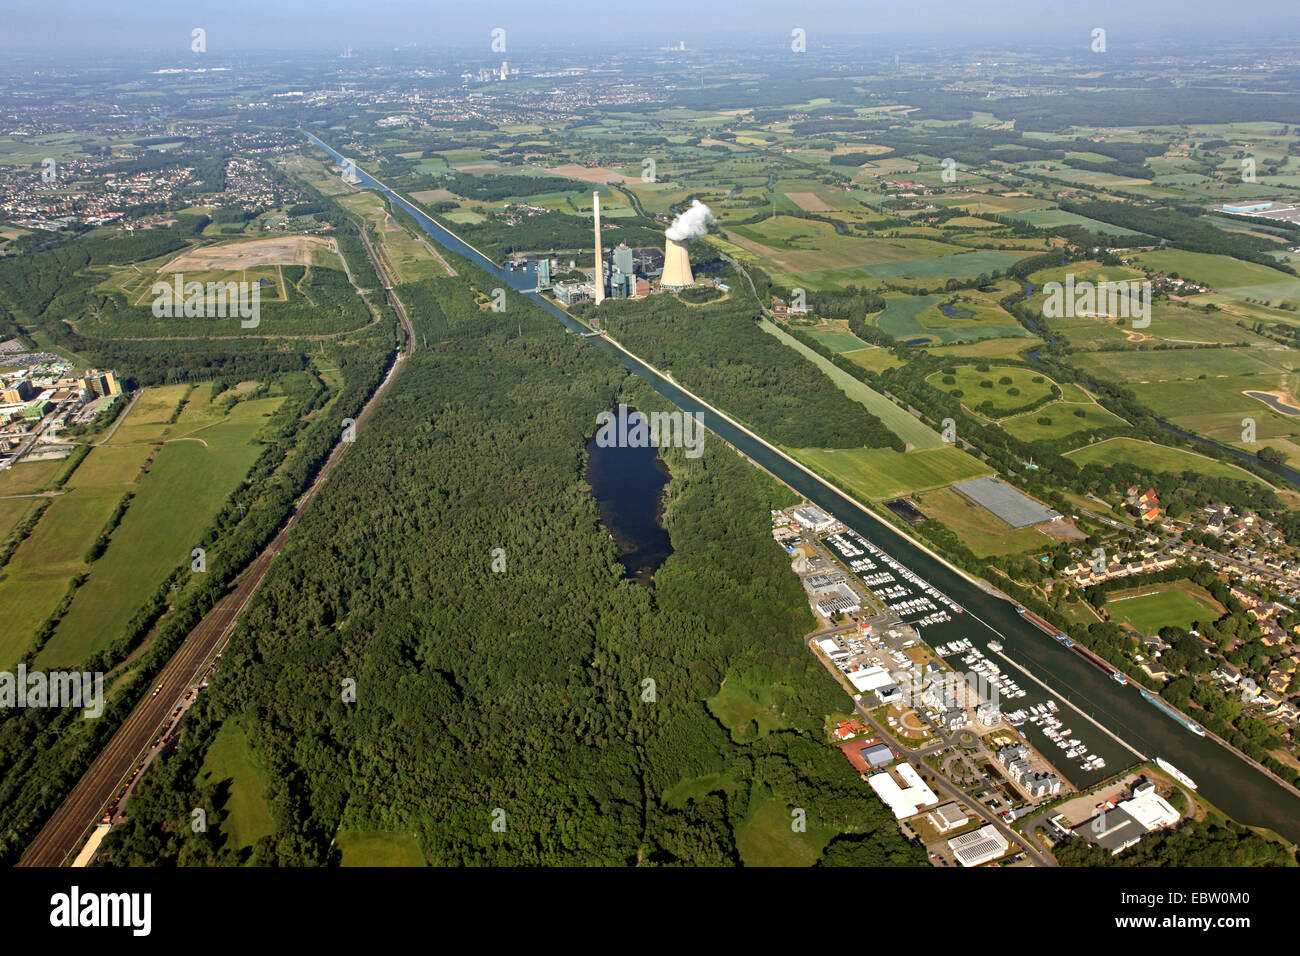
[867, 763, 939, 819]
[948, 824, 1010, 867]
[791, 505, 835, 533]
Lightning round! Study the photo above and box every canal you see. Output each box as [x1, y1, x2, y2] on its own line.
[306, 132, 1300, 845]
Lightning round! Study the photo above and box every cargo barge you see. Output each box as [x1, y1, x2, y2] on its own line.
[1141, 690, 1207, 737]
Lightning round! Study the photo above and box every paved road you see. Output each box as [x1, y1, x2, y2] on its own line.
[17, 222, 415, 868]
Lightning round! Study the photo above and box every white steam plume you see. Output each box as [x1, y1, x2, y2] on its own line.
[665, 200, 715, 241]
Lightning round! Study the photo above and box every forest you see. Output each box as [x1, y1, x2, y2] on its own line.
[98, 252, 923, 867]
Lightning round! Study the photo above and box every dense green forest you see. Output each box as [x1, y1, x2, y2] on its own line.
[98, 254, 923, 866]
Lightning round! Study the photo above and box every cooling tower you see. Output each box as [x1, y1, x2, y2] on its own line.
[592, 191, 605, 304]
[661, 238, 693, 289]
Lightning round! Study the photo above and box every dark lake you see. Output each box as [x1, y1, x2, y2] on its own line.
[585, 424, 673, 585]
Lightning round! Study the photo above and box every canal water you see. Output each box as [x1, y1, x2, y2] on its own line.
[307, 133, 1300, 844]
[585, 425, 672, 585]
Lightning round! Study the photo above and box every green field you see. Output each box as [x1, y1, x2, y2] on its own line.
[336, 829, 427, 867]
[1133, 249, 1300, 303]
[928, 364, 1056, 417]
[735, 793, 838, 867]
[197, 720, 275, 852]
[842, 346, 904, 373]
[864, 250, 1031, 280]
[33, 394, 284, 668]
[1107, 583, 1223, 635]
[1065, 438, 1277, 488]
[791, 445, 993, 501]
[803, 327, 871, 353]
[707, 679, 791, 742]
[874, 294, 1030, 345]
[1000, 401, 1129, 443]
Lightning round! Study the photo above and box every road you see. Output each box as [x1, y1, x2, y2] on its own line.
[17, 210, 415, 868]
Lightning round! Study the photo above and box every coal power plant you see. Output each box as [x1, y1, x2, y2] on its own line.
[544, 197, 716, 306]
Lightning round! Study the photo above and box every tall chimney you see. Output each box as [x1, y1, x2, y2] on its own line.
[592, 191, 605, 304]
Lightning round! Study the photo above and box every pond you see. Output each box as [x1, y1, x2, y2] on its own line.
[585, 419, 673, 585]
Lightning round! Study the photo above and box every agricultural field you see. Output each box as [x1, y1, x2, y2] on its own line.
[791, 445, 993, 502]
[0, 383, 288, 670]
[1132, 249, 1300, 305]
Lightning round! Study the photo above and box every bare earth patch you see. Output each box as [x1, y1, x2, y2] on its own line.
[786, 191, 831, 212]
[160, 236, 334, 272]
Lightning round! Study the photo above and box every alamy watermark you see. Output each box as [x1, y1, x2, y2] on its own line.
[152, 274, 260, 328]
[595, 403, 704, 459]
[1, 665, 104, 718]
[1042, 274, 1151, 328]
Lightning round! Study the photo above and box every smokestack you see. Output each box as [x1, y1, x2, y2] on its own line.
[592, 191, 604, 304]
[661, 238, 693, 289]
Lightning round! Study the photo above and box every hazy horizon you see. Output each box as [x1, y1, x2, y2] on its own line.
[2, 0, 1298, 54]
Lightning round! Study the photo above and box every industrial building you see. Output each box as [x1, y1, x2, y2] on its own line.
[867, 763, 939, 819]
[926, 802, 970, 834]
[860, 743, 894, 769]
[948, 824, 1010, 867]
[791, 505, 835, 533]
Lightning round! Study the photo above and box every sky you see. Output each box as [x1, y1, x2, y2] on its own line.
[1, 0, 1297, 53]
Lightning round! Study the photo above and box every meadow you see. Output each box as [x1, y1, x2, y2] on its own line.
[1064, 437, 1279, 488]
[197, 720, 276, 853]
[928, 364, 1058, 417]
[791, 445, 992, 501]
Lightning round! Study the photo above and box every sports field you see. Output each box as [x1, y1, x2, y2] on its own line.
[1107, 582, 1223, 634]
